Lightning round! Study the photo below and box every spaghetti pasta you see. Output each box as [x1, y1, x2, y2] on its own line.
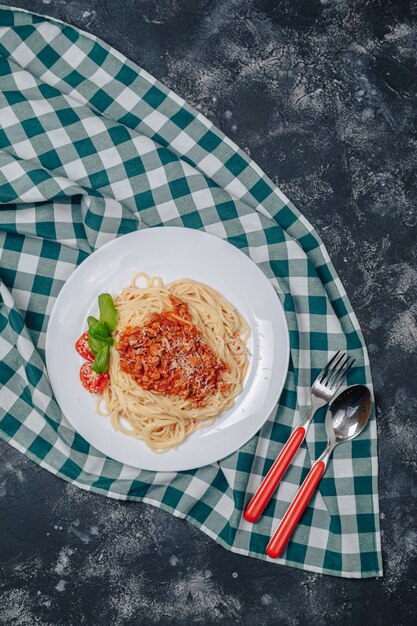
[98, 273, 250, 452]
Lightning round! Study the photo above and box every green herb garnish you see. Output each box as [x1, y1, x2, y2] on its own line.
[98, 293, 118, 334]
[87, 316, 99, 329]
[91, 345, 110, 373]
[88, 332, 106, 357]
[86, 294, 118, 371]
[89, 321, 111, 340]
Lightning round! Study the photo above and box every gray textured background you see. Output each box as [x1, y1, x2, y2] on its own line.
[1, 1, 417, 624]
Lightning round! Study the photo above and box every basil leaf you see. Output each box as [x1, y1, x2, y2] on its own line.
[98, 293, 118, 334]
[98, 335, 114, 347]
[88, 333, 106, 356]
[88, 321, 108, 339]
[87, 316, 99, 329]
[91, 346, 110, 374]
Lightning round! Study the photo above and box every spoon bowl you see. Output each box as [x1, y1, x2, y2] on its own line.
[326, 384, 372, 446]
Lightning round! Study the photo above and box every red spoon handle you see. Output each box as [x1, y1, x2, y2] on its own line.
[244, 426, 306, 523]
[266, 459, 326, 559]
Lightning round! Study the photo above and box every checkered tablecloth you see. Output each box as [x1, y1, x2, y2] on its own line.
[0, 5, 382, 577]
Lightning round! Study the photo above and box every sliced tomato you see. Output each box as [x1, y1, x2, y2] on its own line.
[80, 362, 109, 394]
[75, 332, 94, 362]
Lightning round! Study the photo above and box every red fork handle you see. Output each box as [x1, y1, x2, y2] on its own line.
[266, 459, 326, 559]
[244, 426, 306, 523]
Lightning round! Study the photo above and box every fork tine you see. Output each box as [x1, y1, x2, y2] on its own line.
[329, 354, 354, 388]
[330, 356, 355, 390]
[320, 351, 345, 384]
[326, 353, 350, 387]
[332, 356, 355, 389]
[319, 350, 342, 383]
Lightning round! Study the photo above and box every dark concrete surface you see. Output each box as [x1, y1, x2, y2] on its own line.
[1, 1, 417, 624]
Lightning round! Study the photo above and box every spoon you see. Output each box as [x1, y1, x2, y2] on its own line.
[266, 384, 372, 559]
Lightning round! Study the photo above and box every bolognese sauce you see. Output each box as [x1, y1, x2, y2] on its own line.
[116, 295, 226, 406]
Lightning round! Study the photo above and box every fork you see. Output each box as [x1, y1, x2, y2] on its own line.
[243, 351, 355, 523]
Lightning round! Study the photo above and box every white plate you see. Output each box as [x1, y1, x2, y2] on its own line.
[46, 227, 289, 471]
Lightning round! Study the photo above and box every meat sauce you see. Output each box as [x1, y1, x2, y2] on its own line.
[116, 296, 226, 406]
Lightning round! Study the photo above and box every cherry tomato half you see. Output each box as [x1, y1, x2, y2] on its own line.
[75, 332, 94, 362]
[79, 362, 109, 394]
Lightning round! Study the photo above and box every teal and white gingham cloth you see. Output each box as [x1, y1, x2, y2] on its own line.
[0, 6, 382, 578]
